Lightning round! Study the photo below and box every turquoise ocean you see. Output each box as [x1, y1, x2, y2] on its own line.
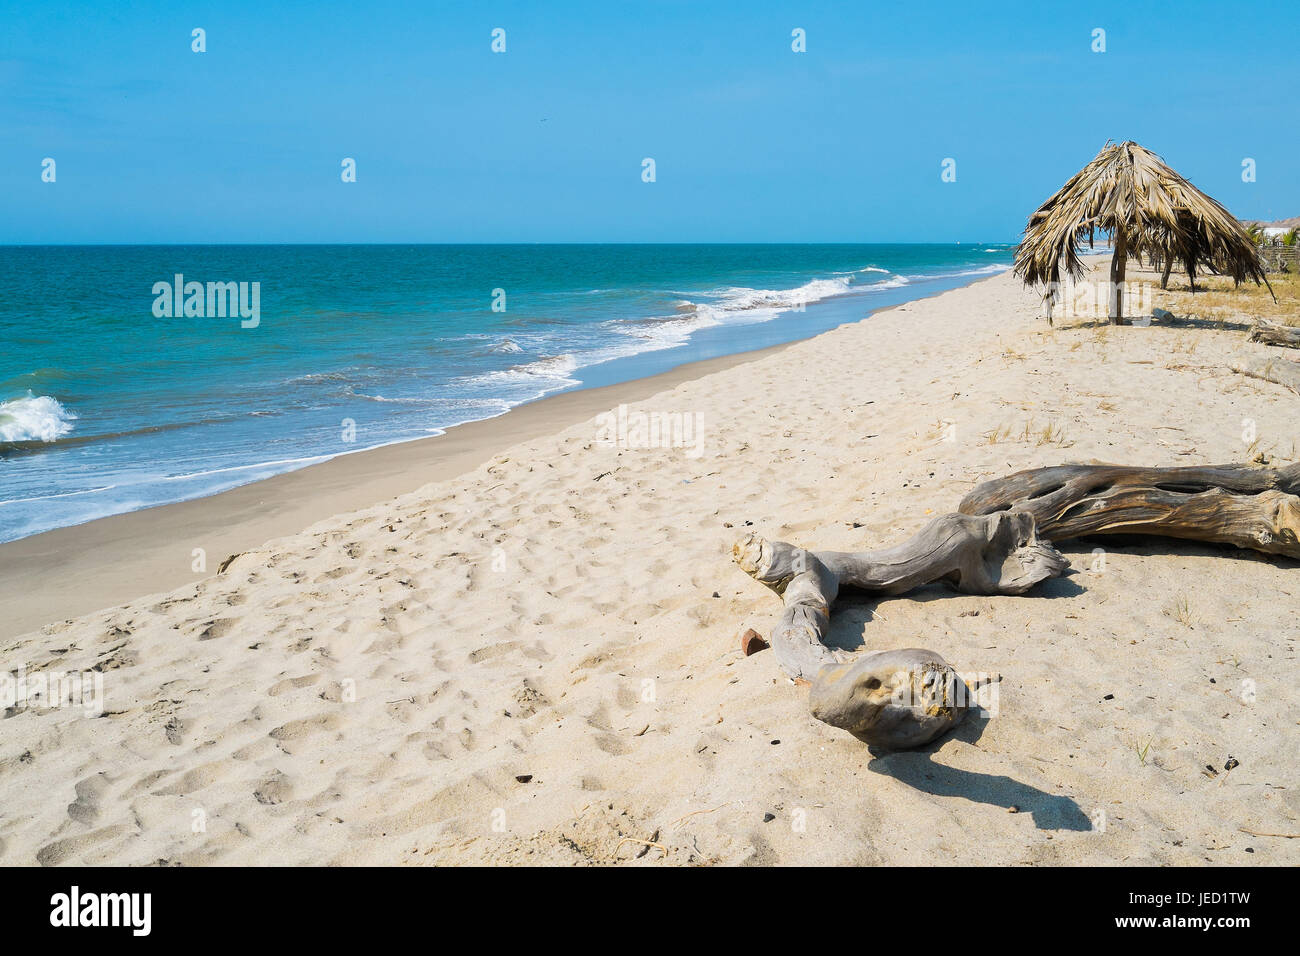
[0, 244, 1015, 542]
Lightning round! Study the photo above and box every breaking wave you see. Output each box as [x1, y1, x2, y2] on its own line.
[0, 392, 77, 443]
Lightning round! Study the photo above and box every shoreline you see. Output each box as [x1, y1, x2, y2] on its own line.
[1, 269, 1015, 638]
[2, 247, 1015, 546]
[0, 340, 787, 638]
[4, 257, 1297, 866]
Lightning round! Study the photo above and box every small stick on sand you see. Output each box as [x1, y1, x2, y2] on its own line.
[615, 837, 667, 858]
[1238, 827, 1300, 839]
[669, 802, 732, 829]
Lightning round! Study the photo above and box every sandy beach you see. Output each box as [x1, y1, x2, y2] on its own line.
[3, 256, 1297, 867]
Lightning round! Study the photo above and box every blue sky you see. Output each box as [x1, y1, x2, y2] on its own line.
[3, 0, 1296, 243]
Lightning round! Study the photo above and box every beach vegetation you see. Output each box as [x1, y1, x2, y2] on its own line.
[1164, 594, 1195, 628]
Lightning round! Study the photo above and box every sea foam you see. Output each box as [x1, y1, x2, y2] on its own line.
[0, 392, 77, 443]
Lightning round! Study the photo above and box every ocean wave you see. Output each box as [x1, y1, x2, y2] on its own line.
[478, 353, 581, 385]
[452, 353, 583, 405]
[612, 306, 731, 353]
[160, 454, 333, 482]
[489, 338, 523, 353]
[864, 274, 911, 290]
[612, 270, 926, 356]
[906, 263, 1009, 281]
[0, 392, 77, 443]
[346, 392, 432, 404]
[0, 484, 118, 507]
[285, 370, 353, 385]
[0, 367, 72, 392]
[712, 276, 854, 312]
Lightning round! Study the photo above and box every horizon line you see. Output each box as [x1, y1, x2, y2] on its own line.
[0, 239, 1025, 248]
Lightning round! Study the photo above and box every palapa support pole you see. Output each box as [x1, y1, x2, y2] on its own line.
[1108, 230, 1128, 323]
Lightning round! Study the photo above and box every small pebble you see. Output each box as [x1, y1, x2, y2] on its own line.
[762, 813, 776, 823]
[1225, 757, 1239, 771]
[515, 774, 533, 783]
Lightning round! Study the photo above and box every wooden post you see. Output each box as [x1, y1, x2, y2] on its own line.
[1109, 232, 1128, 323]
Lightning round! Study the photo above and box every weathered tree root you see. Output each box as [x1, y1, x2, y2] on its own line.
[1249, 318, 1300, 350]
[732, 511, 1068, 748]
[809, 650, 1003, 750]
[959, 462, 1300, 558]
[735, 462, 1300, 751]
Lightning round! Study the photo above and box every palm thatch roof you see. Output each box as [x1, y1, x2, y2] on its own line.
[1015, 141, 1268, 318]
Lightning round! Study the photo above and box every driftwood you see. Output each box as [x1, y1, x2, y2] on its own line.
[1249, 318, 1300, 349]
[809, 649, 993, 750]
[1232, 355, 1300, 395]
[732, 512, 1068, 747]
[960, 462, 1300, 558]
[734, 461, 1298, 751]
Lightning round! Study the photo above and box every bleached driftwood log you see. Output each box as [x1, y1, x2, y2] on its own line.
[808, 650, 1002, 750]
[1232, 356, 1300, 396]
[732, 511, 1068, 748]
[959, 462, 1300, 558]
[1249, 318, 1300, 349]
[736, 461, 1300, 751]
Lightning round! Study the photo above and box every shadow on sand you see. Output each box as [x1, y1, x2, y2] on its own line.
[866, 716, 1093, 832]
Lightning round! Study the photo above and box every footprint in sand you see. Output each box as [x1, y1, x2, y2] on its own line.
[164, 715, 185, 746]
[197, 619, 236, 641]
[268, 711, 342, 741]
[468, 640, 523, 664]
[94, 641, 138, 670]
[253, 769, 295, 806]
[67, 773, 110, 824]
[594, 733, 631, 756]
[267, 673, 322, 697]
[509, 680, 550, 718]
[36, 824, 132, 866]
[152, 759, 238, 797]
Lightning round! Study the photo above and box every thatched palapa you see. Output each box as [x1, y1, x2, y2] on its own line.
[1015, 141, 1270, 323]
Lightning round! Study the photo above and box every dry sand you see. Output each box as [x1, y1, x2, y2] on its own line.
[3, 257, 1297, 866]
